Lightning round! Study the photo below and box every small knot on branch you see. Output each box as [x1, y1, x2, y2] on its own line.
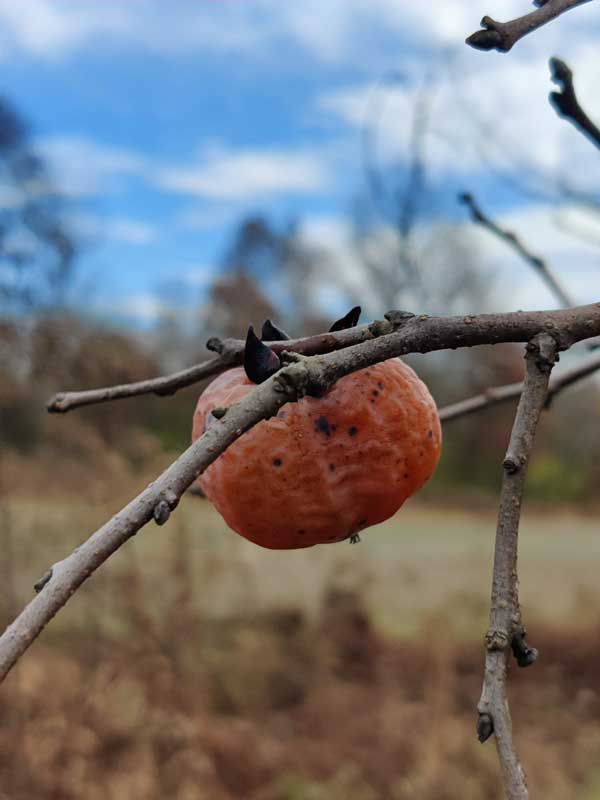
[477, 712, 494, 743]
[503, 456, 521, 475]
[46, 393, 68, 414]
[206, 337, 225, 354]
[485, 628, 510, 651]
[153, 489, 179, 526]
[153, 500, 171, 525]
[527, 333, 559, 373]
[34, 569, 53, 593]
[274, 356, 328, 399]
[211, 406, 228, 420]
[511, 628, 539, 668]
[466, 17, 508, 52]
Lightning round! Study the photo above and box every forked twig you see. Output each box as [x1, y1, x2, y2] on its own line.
[466, 0, 594, 53]
[477, 333, 558, 800]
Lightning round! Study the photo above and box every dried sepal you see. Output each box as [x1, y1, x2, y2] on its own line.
[244, 326, 281, 384]
[261, 319, 290, 341]
[329, 306, 361, 332]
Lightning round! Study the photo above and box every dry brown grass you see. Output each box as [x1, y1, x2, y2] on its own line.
[1, 489, 600, 799]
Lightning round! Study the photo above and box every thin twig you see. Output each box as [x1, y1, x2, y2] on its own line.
[47, 303, 600, 415]
[439, 351, 600, 422]
[466, 0, 594, 53]
[549, 57, 600, 152]
[1, 303, 600, 682]
[477, 333, 558, 800]
[46, 324, 378, 414]
[459, 193, 575, 308]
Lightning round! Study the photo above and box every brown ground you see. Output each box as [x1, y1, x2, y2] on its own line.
[1, 491, 600, 799]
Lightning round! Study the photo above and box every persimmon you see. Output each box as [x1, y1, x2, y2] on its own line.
[192, 357, 441, 550]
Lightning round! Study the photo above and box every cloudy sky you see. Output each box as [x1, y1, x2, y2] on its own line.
[3, 0, 599, 324]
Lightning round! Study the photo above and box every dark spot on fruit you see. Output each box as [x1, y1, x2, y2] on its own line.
[419, 450, 424, 457]
[428, 429, 433, 438]
[359, 518, 367, 526]
[348, 426, 358, 436]
[298, 529, 306, 536]
[273, 458, 282, 467]
[315, 416, 333, 436]
[372, 389, 379, 397]
[329, 534, 337, 540]
[404, 473, 409, 479]
[329, 463, 336, 471]
[377, 381, 384, 390]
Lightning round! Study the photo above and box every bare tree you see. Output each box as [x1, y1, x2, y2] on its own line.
[354, 74, 490, 316]
[0, 97, 76, 313]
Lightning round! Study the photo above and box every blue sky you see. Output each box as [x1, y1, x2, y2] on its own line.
[2, 0, 599, 325]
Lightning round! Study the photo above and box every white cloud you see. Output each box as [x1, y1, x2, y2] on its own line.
[68, 212, 157, 245]
[176, 204, 245, 231]
[35, 132, 334, 208]
[103, 292, 162, 323]
[37, 136, 145, 196]
[156, 144, 331, 200]
[105, 219, 157, 245]
[3, 0, 596, 66]
[0, 0, 130, 59]
[469, 203, 600, 309]
[299, 201, 600, 318]
[170, 263, 217, 288]
[318, 36, 600, 193]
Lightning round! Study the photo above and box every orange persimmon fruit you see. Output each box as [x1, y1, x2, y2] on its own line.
[192, 358, 441, 549]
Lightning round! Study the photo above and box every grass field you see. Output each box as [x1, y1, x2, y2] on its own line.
[2, 492, 600, 798]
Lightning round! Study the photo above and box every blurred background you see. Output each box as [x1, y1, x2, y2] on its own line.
[1, 1, 600, 798]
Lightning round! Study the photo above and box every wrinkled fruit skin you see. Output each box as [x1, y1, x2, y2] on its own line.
[192, 359, 441, 550]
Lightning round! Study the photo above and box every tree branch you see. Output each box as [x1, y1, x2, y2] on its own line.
[439, 350, 600, 422]
[466, 0, 594, 52]
[46, 324, 378, 414]
[477, 333, 558, 800]
[549, 57, 600, 152]
[47, 303, 600, 414]
[459, 193, 576, 308]
[2, 303, 600, 682]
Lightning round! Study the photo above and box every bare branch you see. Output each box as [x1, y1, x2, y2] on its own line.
[466, 0, 594, 53]
[48, 303, 600, 415]
[47, 355, 231, 413]
[46, 324, 377, 414]
[2, 303, 600, 682]
[477, 333, 558, 800]
[459, 192, 576, 308]
[549, 57, 600, 152]
[440, 351, 600, 422]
